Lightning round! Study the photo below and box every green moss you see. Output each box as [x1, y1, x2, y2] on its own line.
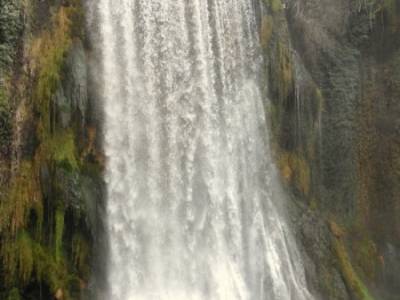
[17, 231, 34, 284]
[50, 130, 79, 170]
[0, 161, 41, 234]
[267, 0, 283, 12]
[32, 241, 71, 297]
[30, 7, 74, 139]
[31, 235, 76, 297]
[1, 236, 53, 291]
[0, 2, 91, 298]
[353, 237, 379, 281]
[31, 242, 46, 282]
[32, 242, 56, 288]
[72, 233, 89, 275]
[330, 222, 375, 300]
[55, 209, 65, 263]
[348, 226, 381, 282]
[6, 288, 21, 300]
[0, 230, 34, 286]
[1, 240, 18, 285]
[29, 7, 81, 172]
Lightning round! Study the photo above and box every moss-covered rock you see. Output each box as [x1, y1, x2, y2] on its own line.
[0, 1, 103, 299]
[263, 0, 400, 299]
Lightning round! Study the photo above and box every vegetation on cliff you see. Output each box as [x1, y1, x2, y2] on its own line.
[262, 0, 400, 299]
[0, 1, 102, 299]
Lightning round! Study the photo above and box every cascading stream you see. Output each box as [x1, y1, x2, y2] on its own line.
[87, 0, 313, 299]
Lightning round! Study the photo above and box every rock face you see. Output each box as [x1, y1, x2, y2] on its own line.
[0, 0, 23, 71]
[260, 0, 400, 299]
[0, 1, 104, 299]
[54, 40, 88, 130]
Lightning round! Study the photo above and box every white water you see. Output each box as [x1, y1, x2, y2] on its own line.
[88, 0, 313, 299]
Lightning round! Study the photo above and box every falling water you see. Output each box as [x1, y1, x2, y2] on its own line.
[87, 0, 313, 299]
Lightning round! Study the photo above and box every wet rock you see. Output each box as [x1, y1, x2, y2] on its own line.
[19, 116, 39, 159]
[54, 40, 88, 130]
[268, 0, 400, 298]
[55, 166, 84, 211]
[288, 199, 350, 300]
[54, 85, 71, 129]
[81, 174, 103, 238]
[380, 243, 400, 298]
[63, 40, 88, 125]
[39, 162, 51, 199]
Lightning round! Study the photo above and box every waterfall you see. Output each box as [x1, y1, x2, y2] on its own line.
[87, 0, 313, 299]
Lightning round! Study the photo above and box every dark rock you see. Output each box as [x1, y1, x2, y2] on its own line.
[54, 39, 88, 130]
[288, 199, 350, 300]
[39, 162, 51, 199]
[54, 85, 71, 129]
[81, 174, 103, 238]
[19, 116, 39, 159]
[55, 166, 84, 211]
[380, 243, 400, 298]
[63, 40, 88, 126]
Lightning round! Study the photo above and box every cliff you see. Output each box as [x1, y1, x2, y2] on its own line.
[0, 1, 104, 299]
[260, 0, 400, 299]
